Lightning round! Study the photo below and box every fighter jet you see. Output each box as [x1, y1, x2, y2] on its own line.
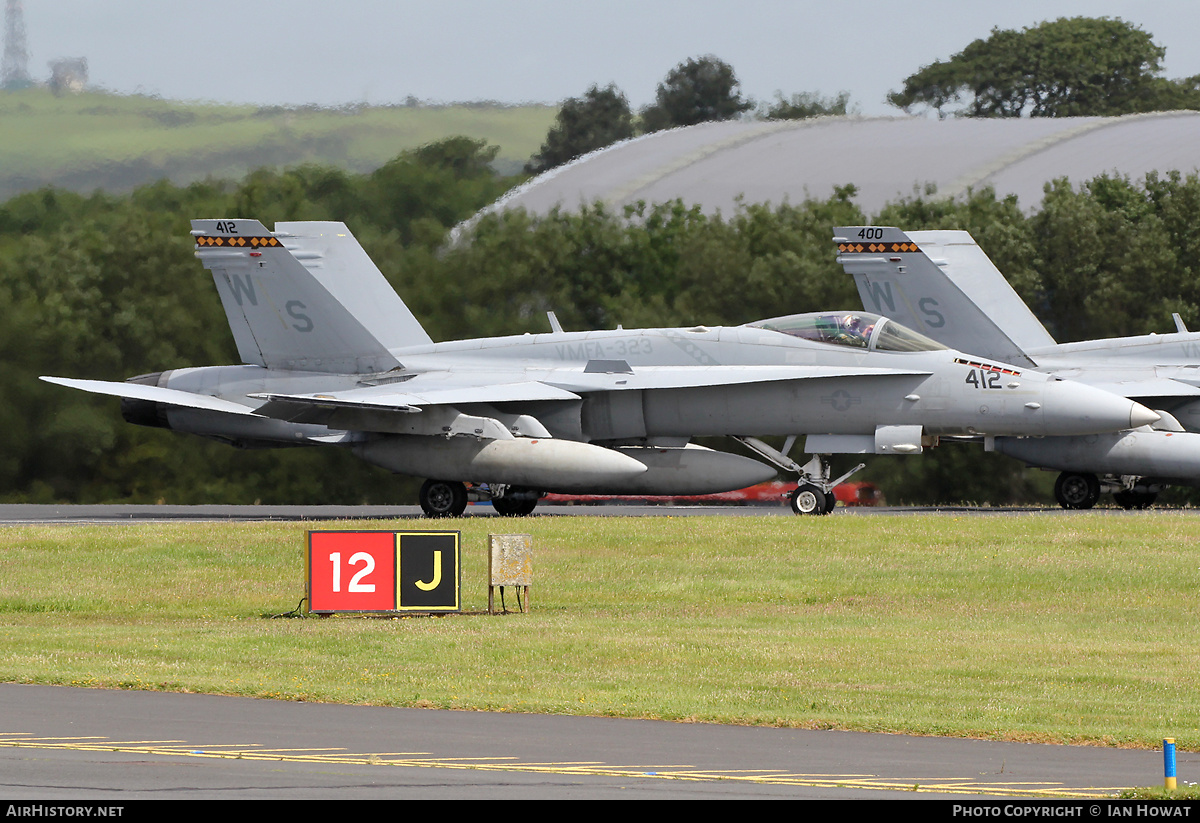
[41, 220, 1156, 516]
[835, 225, 1200, 509]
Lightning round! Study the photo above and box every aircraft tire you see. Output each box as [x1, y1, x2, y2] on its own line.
[1113, 490, 1157, 510]
[492, 495, 538, 516]
[822, 490, 838, 514]
[1054, 472, 1100, 510]
[419, 479, 468, 517]
[790, 484, 828, 516]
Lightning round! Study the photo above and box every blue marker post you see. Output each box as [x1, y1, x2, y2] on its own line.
[1164, 738, 1177, 792]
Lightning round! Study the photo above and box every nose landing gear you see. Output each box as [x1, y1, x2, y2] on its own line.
[735, 436, 864, 516]
[789, 483, 838, 515]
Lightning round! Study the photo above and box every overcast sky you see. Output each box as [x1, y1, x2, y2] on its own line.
[16, 1, 1200, 115]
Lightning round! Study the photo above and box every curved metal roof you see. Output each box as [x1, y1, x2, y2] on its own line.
[471, 111, 1200, 223]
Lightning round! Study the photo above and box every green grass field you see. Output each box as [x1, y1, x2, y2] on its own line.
[0, 88, 557, 197]
[1, 513, 1197, 751]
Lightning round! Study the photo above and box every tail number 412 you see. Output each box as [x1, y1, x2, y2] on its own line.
[965, 369, 1001, 390]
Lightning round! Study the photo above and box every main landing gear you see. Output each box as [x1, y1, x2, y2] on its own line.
[1112, 489, 1158, 510]
[418, 480, 541, 518]
[1053, 472, 1160, 510]
[1053, 472, 1100, 510]
[419, 479, 468, 517]
[489, 486, 540, 517]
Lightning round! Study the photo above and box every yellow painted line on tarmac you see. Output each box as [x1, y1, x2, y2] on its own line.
[163, 746, 355, 753]
[0, 734, 1120, 797]
[1, 734, 120, 742]
[81, 743, 189, 753]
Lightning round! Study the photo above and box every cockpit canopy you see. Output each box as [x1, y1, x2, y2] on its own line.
[745, 311, 948, 352]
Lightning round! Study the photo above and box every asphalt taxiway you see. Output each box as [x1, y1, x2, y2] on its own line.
[0, 502, 1130, 525]
[0, 684, 1180, 800]
[1, 505, 1189, 800]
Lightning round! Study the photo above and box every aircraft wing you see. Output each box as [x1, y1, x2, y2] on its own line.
[39, 376, 258, 415]
[253, 364, 930, 412]
[246, 372, 582, 438]
[250, 379, 582, 416]
[1076, 377, 1200, 400]
[46, 364, 933, 442]
[1034, 367, 1200, 401]
[246, 364, 931, 436]
[540, 364, 931, 393]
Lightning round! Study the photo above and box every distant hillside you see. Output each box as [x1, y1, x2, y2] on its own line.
[0, 89, 557, 199]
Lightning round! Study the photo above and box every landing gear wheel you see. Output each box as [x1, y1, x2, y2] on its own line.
[790, 484, 828, 516]
[822, 490, 838, 514]
[1054, 472, 1100, 510]
[492, 495, 538, 516]
[1113, 490, 1157, 510]
[419, 479, 468, 517]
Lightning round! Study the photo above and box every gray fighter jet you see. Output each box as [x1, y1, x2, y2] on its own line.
[836, 225, 1200, 509]
[42, 220, 1156, 516]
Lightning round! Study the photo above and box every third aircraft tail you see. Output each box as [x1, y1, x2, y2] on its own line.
[833, 226, 1056, 368]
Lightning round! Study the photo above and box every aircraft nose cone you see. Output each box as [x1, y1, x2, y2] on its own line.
[1039, 381, 1160, 436]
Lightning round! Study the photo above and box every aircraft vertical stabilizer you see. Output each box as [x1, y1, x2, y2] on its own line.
[274, 222, 433, 351]
[906, 230, 1057, 351]
[834, 226, 1049, 368]
[192, 218, 401, 374]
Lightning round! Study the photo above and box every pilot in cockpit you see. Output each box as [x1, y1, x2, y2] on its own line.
[836, 314, 872, 348]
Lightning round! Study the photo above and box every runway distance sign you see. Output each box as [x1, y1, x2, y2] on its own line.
[307, 530, 460, 613]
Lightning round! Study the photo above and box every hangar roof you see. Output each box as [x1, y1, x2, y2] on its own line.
[474, 111, 1200, 223]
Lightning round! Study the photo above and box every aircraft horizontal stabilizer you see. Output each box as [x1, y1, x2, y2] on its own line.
[39, 376, 257, 416]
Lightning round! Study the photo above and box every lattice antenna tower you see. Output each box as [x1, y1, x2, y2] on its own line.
[2, 0, 31, 90]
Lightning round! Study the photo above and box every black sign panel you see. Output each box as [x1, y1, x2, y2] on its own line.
[397, 531, 460, 612]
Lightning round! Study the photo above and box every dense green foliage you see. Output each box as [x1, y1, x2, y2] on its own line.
[532, 16, 1197, 174]
[0, 138, 519, 505]
[760, 91, 854, 120]
[528, 67, 845, 172]
[5, 132, 1200, 505]
[889, 17, 1200, 117]
[524, 84, 635, 174]
[640, 55, 753, 132]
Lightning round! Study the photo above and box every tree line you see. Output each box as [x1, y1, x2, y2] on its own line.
[4, 133, 1200, 505]
[528, 17, 1200, 174]
[7, 14, 1200, 506]
[524, 55, 854, 175]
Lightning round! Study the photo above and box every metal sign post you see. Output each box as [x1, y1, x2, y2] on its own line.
[488, 534, 532, 614]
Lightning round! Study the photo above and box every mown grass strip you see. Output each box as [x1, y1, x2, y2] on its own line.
[0, 514, 1196, 748]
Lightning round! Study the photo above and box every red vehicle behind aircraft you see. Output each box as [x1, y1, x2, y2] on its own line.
[539, 481, 884, 508]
